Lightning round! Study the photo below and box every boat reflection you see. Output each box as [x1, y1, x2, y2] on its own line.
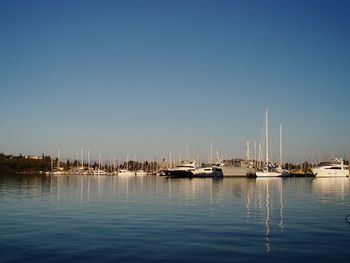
[227, 178, 285, 253]
[4, 173, 350, 256]
[312, 177, 349, 204]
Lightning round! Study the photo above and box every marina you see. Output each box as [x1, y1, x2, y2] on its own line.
[1, 1, 350, 262]
[1, 174, 350, 262]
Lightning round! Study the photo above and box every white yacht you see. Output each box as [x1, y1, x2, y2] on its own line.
[92, 169, 109, 175]
[311, 158, 349, 177]
[192, 165, 223, 177]
[117, 169, 136, 176]
[165, 161, 196, 178]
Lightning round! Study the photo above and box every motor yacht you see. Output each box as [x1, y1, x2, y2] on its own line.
[192, 165, 223, 177]
[165, 161, 196, 178]
[311, 158, 349, 177]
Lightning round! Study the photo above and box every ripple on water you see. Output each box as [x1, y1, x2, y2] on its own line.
[1, 175, 350, 262]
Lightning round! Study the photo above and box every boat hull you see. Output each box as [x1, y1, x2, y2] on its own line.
[192, 167, 223, 178]
[221, 166, 255, 177]
[312, 168, 349, 177]
[255, 171, 283, 177]
[117, 170, 136, 176]
[165, 170, 194, 178]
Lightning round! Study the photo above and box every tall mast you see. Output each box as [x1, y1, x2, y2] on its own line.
[280, 124, 282, 168]
[88, 150, 90, 170]
[265, 108, 269, 164]
[254, 141, 257, 163]
[246, 140, 250, 161]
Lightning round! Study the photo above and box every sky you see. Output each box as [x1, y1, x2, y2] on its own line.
[0, 0, 349, 163]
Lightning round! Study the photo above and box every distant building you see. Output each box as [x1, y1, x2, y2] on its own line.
[24, 155, 43, 160]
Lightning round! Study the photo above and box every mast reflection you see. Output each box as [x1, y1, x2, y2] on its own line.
[243, 178, 285, 253]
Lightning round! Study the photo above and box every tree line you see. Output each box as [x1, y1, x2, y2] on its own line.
[0, 153, 51, 174]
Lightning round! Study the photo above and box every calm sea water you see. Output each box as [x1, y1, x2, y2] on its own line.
[1, 174, 350, 262]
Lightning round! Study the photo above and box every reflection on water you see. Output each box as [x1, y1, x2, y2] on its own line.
[312, 177, 347, 204]
[231, 178, 285, 253]
[0, 174, 350, 262]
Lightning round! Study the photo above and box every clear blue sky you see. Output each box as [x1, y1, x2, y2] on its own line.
[1, 0, 349, 163]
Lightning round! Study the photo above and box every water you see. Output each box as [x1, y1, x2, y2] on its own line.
[1, 174, 350, 262]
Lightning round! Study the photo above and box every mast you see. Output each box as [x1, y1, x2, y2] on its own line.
[57, 150, 60, 169]
[266, 109, 268, 165]
[280, 124, 282, 168]
[88, 150, 90, 171]
[254, 141, 257, 167]
[246, 140, 250, 161]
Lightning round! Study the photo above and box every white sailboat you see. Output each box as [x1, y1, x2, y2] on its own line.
[256, 109, 284, 177]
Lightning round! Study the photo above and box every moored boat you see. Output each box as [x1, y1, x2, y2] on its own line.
[255, 109, 290, 177]
[311, 158, 349, 177]
[221, 162, 255, 177]
[165, 161, 196, 178]
[192, 165, 223, 178]
[117, 169, 136, 176]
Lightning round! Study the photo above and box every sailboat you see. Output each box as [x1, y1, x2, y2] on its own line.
[256, 109, 287, 177]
